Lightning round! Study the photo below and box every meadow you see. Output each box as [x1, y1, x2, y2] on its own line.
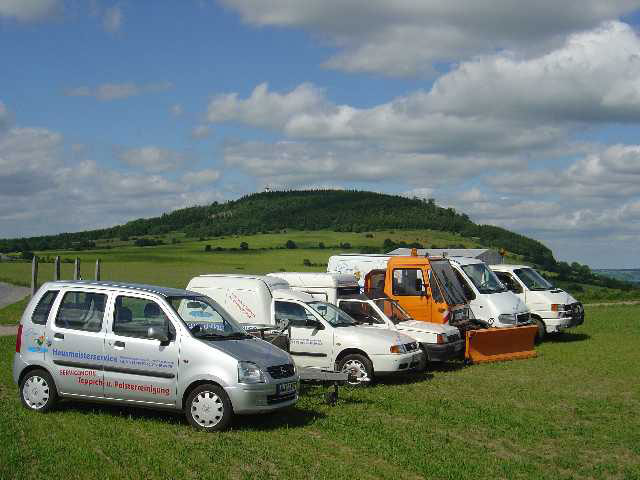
[0, 304, 638, 479]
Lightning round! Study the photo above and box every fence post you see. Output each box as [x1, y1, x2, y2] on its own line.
[31, 256, 38, 297]
[95, 259, 101, 281]
[54, 256, 60, 281]
[74, 258, 81, 280]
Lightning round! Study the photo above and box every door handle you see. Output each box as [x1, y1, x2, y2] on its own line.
[54, 333, 64, 340]
[113, 341, 125, 348]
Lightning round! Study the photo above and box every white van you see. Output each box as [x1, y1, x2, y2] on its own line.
[186, 275, 424, 384]
[490, 264, 585, 340]
[447, 257, 531, 328]
[268, 272, 464, 363]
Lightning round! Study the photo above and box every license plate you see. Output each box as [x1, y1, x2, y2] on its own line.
[277, 381, 296, 395]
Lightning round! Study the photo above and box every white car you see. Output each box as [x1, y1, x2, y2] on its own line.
[490, 265, 584, 340]
[186, 275, 424, 384]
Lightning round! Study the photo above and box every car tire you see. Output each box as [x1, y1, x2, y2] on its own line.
[338, 354, 374, 386]
[185, 384, 233, 431]
[20, 369, 58, 412]
[535, 318, 546, 343]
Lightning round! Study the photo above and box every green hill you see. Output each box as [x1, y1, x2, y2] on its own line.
[0, 190, 555, 266]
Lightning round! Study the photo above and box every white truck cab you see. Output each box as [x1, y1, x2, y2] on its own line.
[269, 272, 464, 364]
[186, 275, 424, 384]
[447, 257, 531, 329]
[490, 264, 585, 340]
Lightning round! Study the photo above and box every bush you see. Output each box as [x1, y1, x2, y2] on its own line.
[365, 233, 374, 238]
[568, 284, 584, 293]
[204, 245, 212, 252]
[303, 259, 312, 267]
[240, 242, 249, 250]
[20, 251, 34, 261]
[340, 242, 352, 249]
[285, 240, 297, 249]
[318, 242, 325, 249]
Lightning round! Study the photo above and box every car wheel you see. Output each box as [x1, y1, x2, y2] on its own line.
[338, 354, 374, 386]
[20, 369, 58, 412]
[535, 318, 546, 343]
[185, 384, 233, 431]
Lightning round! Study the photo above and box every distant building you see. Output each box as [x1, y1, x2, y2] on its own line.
[388, 248, 503, 265]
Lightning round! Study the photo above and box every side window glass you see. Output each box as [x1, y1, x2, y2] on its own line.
[454, 270, 476, 300]
[113, 296, 171, 339]
[392, 269, 425, 296]
[274, 301, 307, 327]
[428, 271, 444, 303]
[496, 273, 522, 294]
[55, 291, 107, 332]
[32, 290, 59, 325]
[340, 301, 384, 324]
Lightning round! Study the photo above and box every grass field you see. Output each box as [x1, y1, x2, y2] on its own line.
[1, 304, 638, 479]
[0, 230, 636, 303]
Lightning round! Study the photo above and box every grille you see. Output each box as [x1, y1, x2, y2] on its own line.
[267, 364, 295, 379]
[404, 342, 419, 352]
[516, 313, 530, 324]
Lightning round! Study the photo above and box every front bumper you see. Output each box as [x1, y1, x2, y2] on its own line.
[542, 304, 584, 333]
[422, 338, 465, 362]
[225, 377, 299, 414]
[371, 351, 424, 375]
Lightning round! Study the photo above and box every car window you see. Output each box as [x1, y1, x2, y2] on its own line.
[495, 272, 522, 294]
[274, 301, 308, 327]
[392, 268, 425, 296]
[113, 296, 171, 339]
[55, 291, 107, 332]
[32, 290, 59, 325]
[339, 301, 385, 325]
[428, 270, 444, 303]
[454, 269, 476, 300]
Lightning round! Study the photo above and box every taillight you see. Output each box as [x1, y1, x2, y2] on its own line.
[15, 324, 23, 353]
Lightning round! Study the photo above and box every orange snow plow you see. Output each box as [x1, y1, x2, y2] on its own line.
[362, 254, 537, 364]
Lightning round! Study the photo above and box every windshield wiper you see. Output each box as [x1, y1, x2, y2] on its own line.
[225, 332, 253, 339]
[194, 332, 227, 339]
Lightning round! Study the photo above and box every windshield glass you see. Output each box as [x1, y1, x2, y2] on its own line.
[373, 298, 413, 325]
[167, 295, 249, 338]
[514, 268, 554, 291]
[430, 260, 468, 305]
[309, 301, 357, 327]
[461, 263, 507, 294]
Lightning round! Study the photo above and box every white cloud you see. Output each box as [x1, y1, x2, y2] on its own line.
[191, 125, 212, 139]
[182, 168, 221, 185]
[170, 104, 184, 116]
[65, 81, 173, 101]
[103, 5, 122, 33]
[220, 0, 640, 76]
[118, 146, 187, 173]
[0, 0, 59, 22]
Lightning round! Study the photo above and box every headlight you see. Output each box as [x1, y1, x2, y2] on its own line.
[390, 343, 407, 354]
[498, 314, 517, 325]
[238, 361, 265, 384]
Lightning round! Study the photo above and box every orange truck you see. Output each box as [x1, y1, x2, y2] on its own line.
[328, 252, 537, 364]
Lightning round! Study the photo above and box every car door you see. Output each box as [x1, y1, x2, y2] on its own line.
[275, 300, 333, 369]
[390, 267, 432, 322]
[103, 293, 179, 406]
[45, 288, 108, 398]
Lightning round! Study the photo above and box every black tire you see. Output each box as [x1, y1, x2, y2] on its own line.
[185, 384, 233, 431]
[19, 369, 58, 412]
[535, 318, 546, 343]
[338, 354, 374, 386]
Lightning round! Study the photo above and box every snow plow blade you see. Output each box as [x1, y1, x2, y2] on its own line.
[465, 325, 538, 364]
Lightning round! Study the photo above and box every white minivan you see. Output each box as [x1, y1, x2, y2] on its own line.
[448, 257, 531, 328]
[186, 275, 424, 384]
[490, 264, 585, 340]
[13, 281, 299, 431]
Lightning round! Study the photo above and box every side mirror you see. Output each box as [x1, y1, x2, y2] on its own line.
[147, 326, 170, 345]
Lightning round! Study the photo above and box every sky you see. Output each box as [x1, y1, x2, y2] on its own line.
[1, 1, 640, 269]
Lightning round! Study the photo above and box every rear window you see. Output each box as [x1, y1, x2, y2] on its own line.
[31, 290, 59, 325]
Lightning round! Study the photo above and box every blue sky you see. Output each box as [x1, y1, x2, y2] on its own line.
[2, 1, 640, 268]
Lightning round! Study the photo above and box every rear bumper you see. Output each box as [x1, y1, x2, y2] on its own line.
[422, 339, 465, 362]
[372, 352, 424, 375]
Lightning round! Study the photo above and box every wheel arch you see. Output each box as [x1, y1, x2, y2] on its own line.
[334, 348, 371, 369]
[181, 379, 224, 410]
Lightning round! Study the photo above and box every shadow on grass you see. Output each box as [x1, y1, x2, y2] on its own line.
[370, 371, 435, 387]
[56, 399, 323, 431]
[544, 332, 591, 344]
[426, 361, 467, 373]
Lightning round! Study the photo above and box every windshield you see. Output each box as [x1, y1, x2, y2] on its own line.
[167, 295, 250, 339]
[461, 263, 507, 294]
[513, 268, 554, 291]
[309, 301, 357, 327]
[373, 298, 413, 325]
[430, 260, 468, 305]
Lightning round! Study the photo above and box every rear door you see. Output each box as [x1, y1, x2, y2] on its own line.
[45, 288, 107, 398]
[103, 294, 179, 406]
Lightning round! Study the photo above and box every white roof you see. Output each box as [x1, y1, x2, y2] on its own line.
[490, 264, 529, 271]
[448, 256, 484, 266]
[271, 288, 317, 303]
[268, 272, 358, 288]
[389, 248, 492, 257]
[189, 274, 290, 291]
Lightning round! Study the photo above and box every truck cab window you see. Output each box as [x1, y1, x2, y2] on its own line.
[392, 269, 425, 296]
